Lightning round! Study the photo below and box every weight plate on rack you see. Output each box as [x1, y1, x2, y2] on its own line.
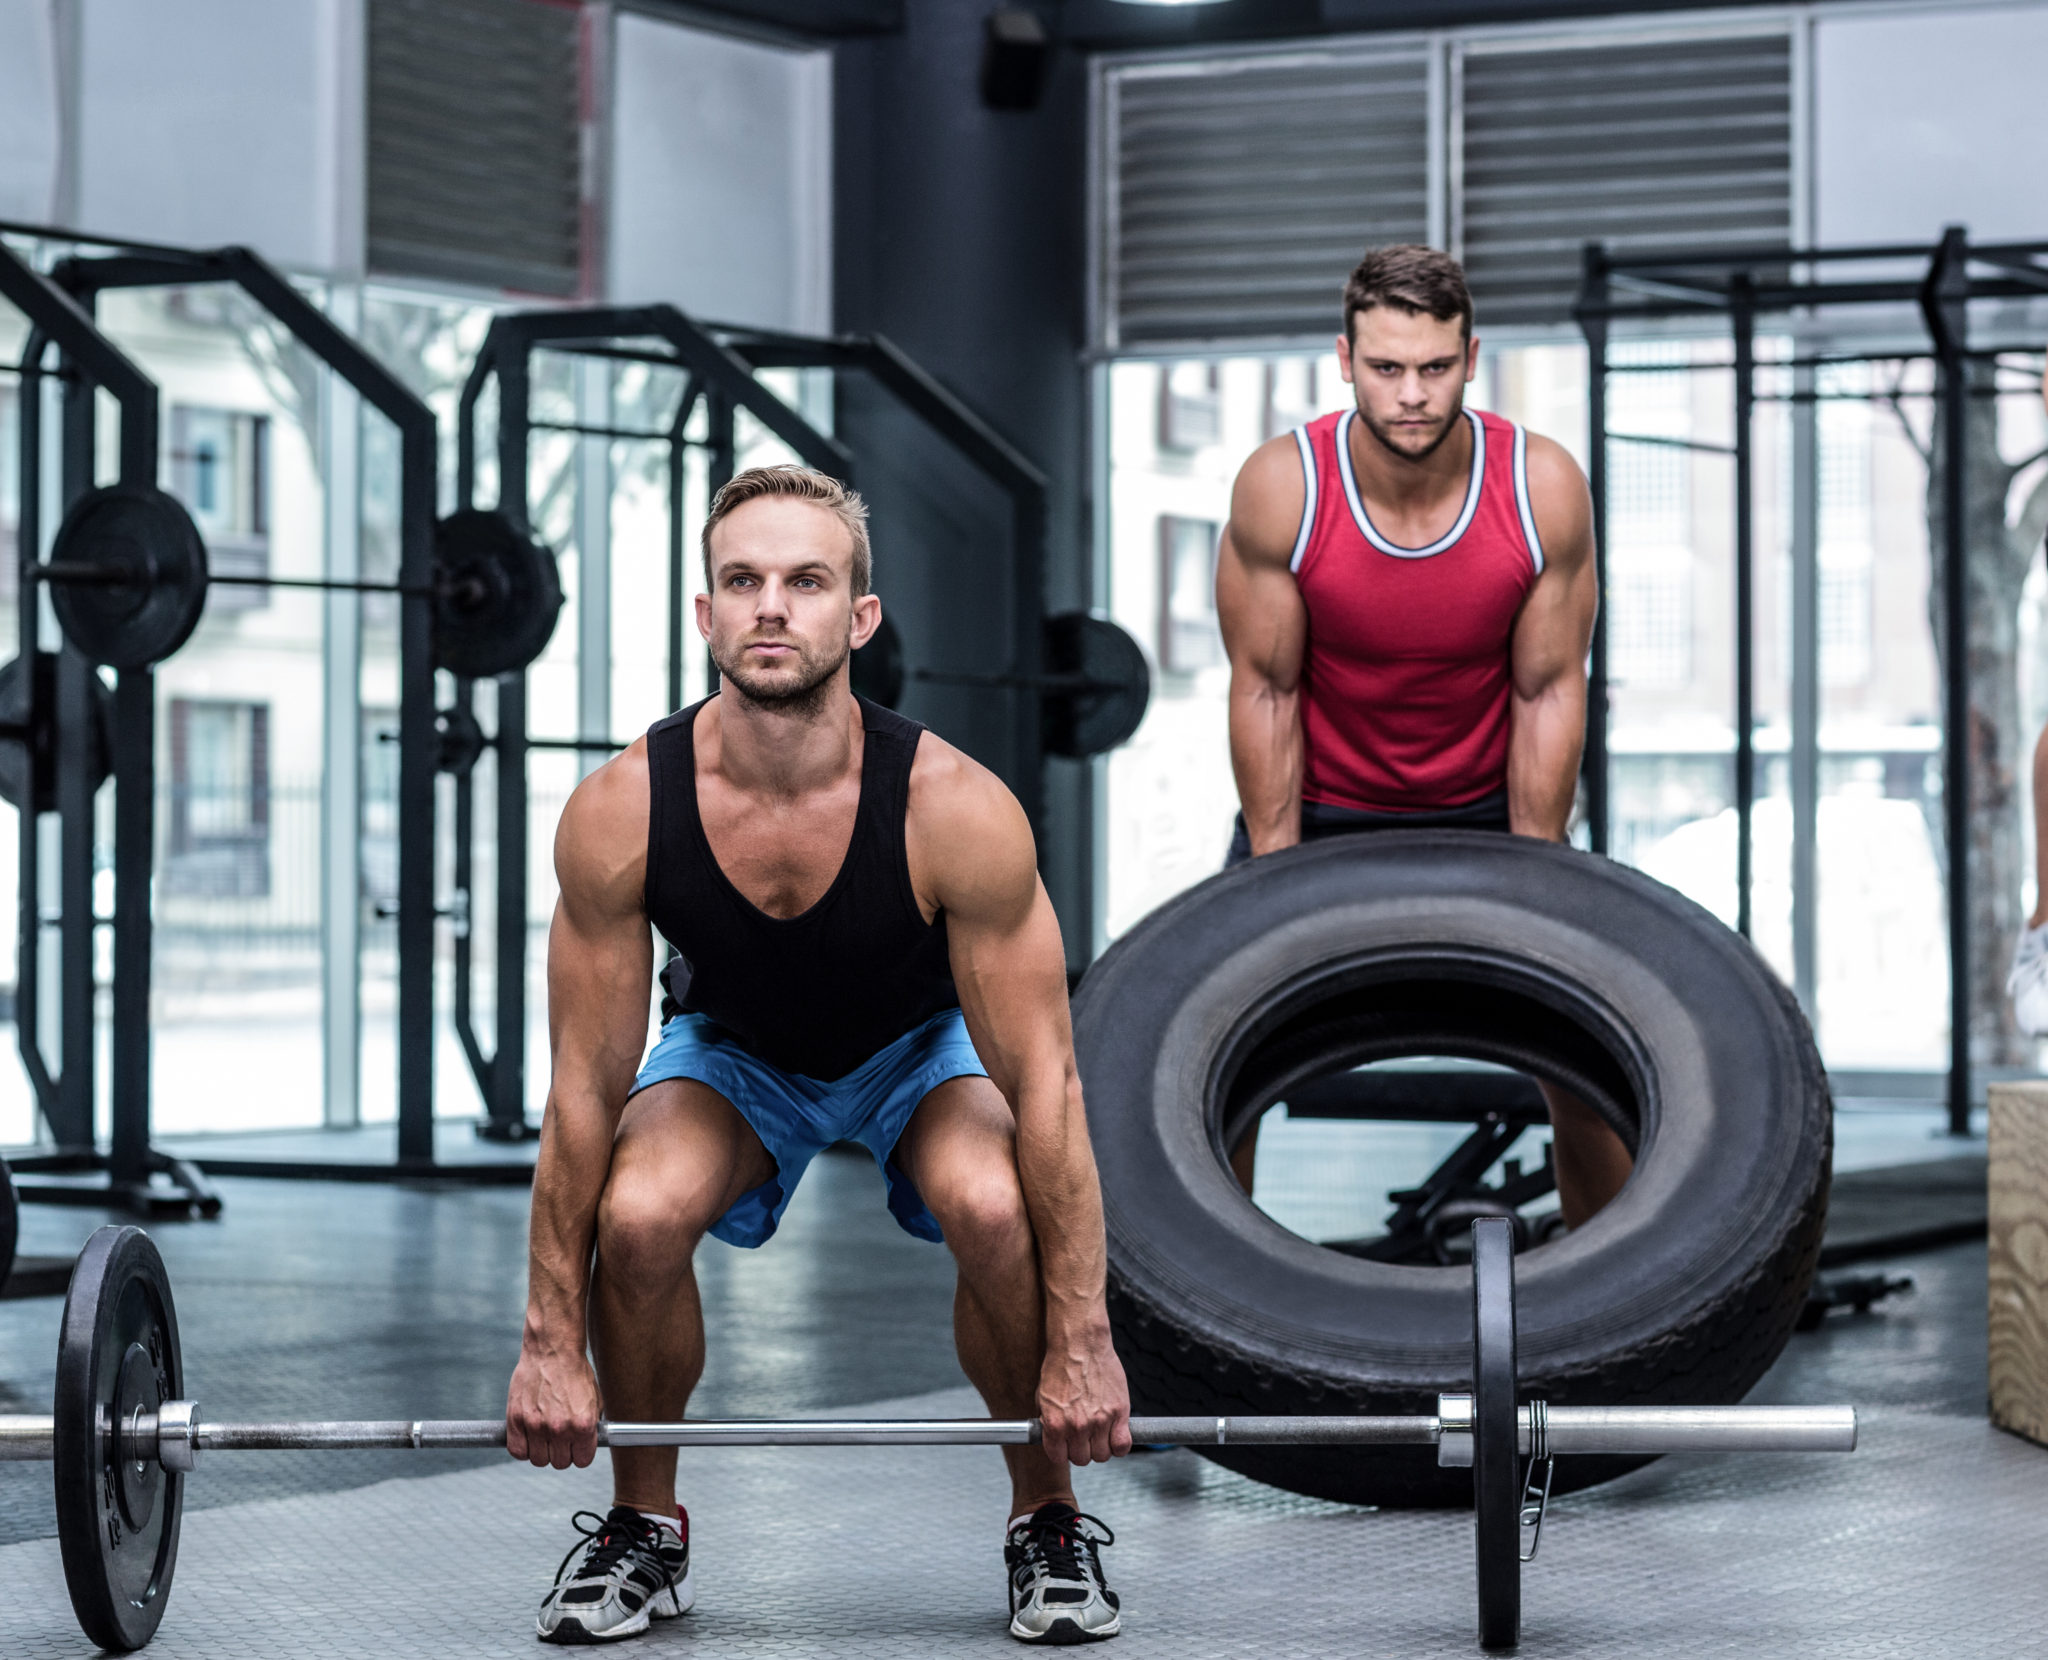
[0, 651, 115, 813]
[1472, 1215, 1520, 1650]
[851, 611, 906, 710]
[432, 509, 564, 679]
[46, 484, 211, 671]
[1041, 611, 1150, 759]
[55, 1225, 185, 1652]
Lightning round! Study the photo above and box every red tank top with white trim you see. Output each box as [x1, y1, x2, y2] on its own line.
[1287, 406, 1543, 814]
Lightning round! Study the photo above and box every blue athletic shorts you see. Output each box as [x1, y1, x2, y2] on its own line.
[627, 1005, 988, 1249]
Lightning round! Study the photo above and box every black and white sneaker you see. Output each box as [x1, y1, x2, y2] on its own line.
[536, 1505, 693, 1644]
[1004, 1503, 1120, 1644]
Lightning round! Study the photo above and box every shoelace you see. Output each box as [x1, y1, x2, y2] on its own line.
[552, 1509, 665, 1588]
[1009, 1511, 1116, 1586]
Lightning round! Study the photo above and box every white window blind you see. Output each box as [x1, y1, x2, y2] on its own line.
[1455, 30, 1794, 326]
[1099, 48, 1432, 350]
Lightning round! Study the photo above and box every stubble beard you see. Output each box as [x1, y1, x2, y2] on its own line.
[713, 632, 849, 720]
[1355, 382, 1467, 464]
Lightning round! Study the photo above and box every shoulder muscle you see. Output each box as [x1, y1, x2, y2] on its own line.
[1523, 433, 1593, 574]
[1228, 432, 1311, 572]
[905, 731, 1037, 928]
[554, 740, 651, 923]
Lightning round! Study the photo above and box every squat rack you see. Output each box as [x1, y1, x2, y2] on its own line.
[1575, 226, 2048, 1136]
[0, 234, 461, 1200]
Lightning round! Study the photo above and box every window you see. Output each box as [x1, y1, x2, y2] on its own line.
[1263, 359, 1319, 442]
[1818, 397, 1875, 688]
[165, 700, 271, 898]
[169, 406, 270, 613]
[1158, 515, 1222, 673]
[1158, 363, 1222, 452]
[361, 707, 400, 913]
[1608, 560, 1694, 688]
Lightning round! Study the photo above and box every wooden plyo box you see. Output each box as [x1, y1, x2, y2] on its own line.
[1989, 1081, 2048, 1447]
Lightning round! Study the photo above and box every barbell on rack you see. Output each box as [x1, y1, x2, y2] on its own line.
[29, 483, 562, 677]
[0, 1220, 1855, 1653]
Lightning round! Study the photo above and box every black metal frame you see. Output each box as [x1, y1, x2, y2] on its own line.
[0, 237, 475, 1191]
[1574, 228, 2048, 1137]
[448, 306, 1048, 1140]
[0, 240, 216, 1215]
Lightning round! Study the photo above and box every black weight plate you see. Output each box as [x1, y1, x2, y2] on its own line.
[55, 1225, 185, 1652]
[851, 610, 906, 709]
[1041, 611, 1150, 759]
[1472, 1216, 1520, 1650]
[435, 702, 487, 776]
[47, 484, 210, 670]
[0, 651, 114, 813]
[0, 1156, 16, 1293]
[433, 509, 564, 678]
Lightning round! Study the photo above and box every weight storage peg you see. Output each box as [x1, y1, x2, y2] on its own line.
[37, 483, 563, 677]
[0, 1223, 1855, 1653]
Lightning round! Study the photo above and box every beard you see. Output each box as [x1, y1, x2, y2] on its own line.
[1355, 382, 1467, 463]
[712, 630, 849, 719]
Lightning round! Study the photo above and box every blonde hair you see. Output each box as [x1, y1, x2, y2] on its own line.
[702, 465, 872, 597]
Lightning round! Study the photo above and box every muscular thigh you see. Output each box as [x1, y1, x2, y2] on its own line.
[607, 1077, 778, 1236]
[890, 1074, 1019, 1209]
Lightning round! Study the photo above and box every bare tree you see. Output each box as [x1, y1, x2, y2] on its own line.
[1888, 360, 2048, 1068]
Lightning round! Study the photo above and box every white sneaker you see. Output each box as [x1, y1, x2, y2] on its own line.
[1005, 1504, 1120, 1644]
[2009, 923, 2048, 1036]
[537, 1506, 693, 1644]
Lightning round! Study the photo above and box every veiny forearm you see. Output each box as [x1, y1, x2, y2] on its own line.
[1228, 676, 1304, 854]
[1507, 676, 1587, 841]
[1011, 1062, 1112, 1341]
[522, 1082, 621, 1353]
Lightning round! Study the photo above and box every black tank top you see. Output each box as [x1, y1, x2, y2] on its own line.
[644, 695, 960, 1081]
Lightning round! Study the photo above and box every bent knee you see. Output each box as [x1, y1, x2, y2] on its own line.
[596, 1180, 708, 1280]
[926, 1164, 1033, 1259]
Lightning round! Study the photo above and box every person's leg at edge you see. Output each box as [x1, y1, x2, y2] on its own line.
[891, 1074, 1074, 1520]
[1541, 1082, 1633, 1231]
[2007, 723, 2048, 1036]
[2029, 723, 2048, 930]
[588, 1077, 778, 1514]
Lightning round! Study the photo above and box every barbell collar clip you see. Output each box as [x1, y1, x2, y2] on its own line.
[157, 1400, 200, 1474]
[1437, 1394, 1474, 1468]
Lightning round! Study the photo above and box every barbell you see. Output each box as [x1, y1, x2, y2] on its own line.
[31, 482, 562, 677]
[0, 1220, 1853, 1652]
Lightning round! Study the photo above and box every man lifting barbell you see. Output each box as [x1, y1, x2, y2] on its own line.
[505, 464, 1133, 1646]
[1217, 244, 1634, 1228]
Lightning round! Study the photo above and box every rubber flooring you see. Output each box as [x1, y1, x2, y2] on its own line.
[0, 1138, 2027, 1655]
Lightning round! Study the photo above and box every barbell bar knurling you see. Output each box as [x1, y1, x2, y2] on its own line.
[0, 1403, 1855, 1464]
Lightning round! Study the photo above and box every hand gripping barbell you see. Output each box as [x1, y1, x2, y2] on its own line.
[31, 482, 562, 677]
[0, 1221, 1855, 1653]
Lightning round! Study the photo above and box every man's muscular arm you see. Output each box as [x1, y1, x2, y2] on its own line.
[1217, 437, 1311, 855]
[911, 748, 1131, 1468]
[1507, 437, 1598, 841]
[505, 746, 655, 1470]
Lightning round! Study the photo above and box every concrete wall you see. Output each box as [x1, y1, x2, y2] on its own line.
[609, 11, 831, 330]
[0, 0, 61, 223]
[1815, 2, 2048, 246]
[72, 0, 362, 270]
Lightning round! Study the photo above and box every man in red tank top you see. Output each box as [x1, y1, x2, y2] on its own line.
[1215, 244, 1631, 1226]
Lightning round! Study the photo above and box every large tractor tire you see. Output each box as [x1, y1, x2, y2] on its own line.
[1075, 832, 1830, 1507]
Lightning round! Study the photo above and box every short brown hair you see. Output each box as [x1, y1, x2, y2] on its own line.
[702, 465, 872, 597]
[1343, 244, 1474, 344]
